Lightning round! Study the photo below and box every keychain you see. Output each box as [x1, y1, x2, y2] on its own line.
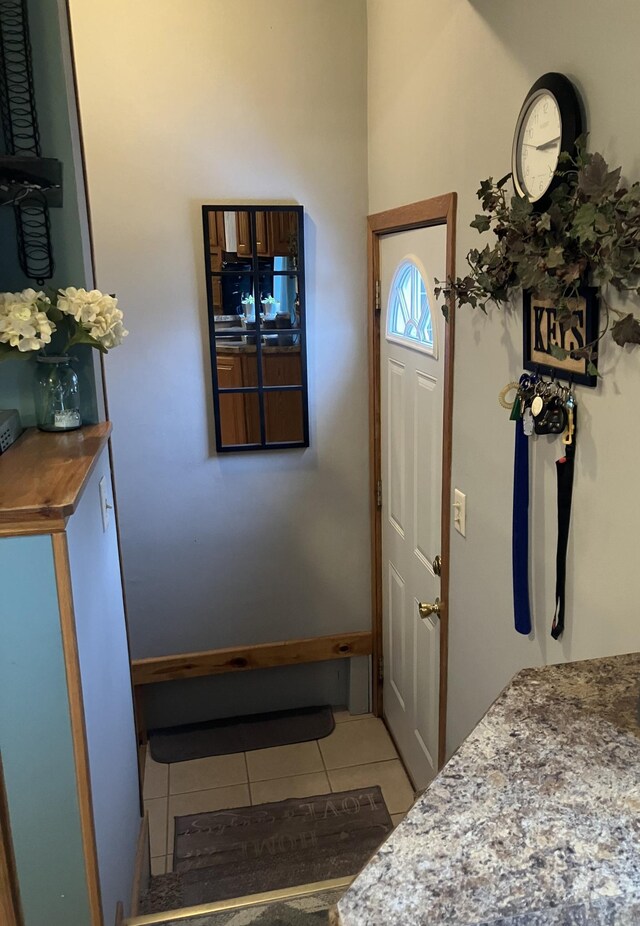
[500, 374, 539, 435]
[533, 380, 568, 436]
[522, 406, 535, 436]
[562, 393, 575, 445]
[498, 382, 520, 412]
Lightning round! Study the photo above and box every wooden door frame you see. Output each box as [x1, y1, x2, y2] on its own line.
[0, 755, 24, 926]
[368, 193, 457, 769]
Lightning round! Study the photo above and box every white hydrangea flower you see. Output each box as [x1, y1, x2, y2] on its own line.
[57, 287, 128, 350]
[0, 289, 55, 352]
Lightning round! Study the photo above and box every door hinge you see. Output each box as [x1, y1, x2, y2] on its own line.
[375, 279, 381, 314]
[376, 479, 382, 509]
[378, 655, 384, 683]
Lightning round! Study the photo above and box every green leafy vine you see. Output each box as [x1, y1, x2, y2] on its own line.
[435, 138, 640, 375]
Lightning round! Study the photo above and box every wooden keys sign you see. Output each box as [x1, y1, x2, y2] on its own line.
[523, 287, 599, 387]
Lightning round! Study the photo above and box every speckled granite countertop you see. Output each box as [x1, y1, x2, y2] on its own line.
[335, 654, 640, 926]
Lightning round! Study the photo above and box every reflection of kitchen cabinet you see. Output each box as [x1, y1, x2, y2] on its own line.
[269, 211, 298, 257]
[236, 213, 251, 257]
[209, 209, 298, 261]
[216, 349, 303, 445]
[208, 211, 225, 312]
[255, 211, 269, 256]
[262, 352, 302, 388]
[216, 352, 260, 444]
[208, 211, 225, 250]
[211, 278, 223, 313]
[264, 388, 304, 443]
[236, 211, 269, 257]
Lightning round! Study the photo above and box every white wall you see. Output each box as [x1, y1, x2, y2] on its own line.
[68, 0, 369, 720]
[367, 0, 640, 754]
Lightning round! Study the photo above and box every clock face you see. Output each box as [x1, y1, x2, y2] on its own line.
[514, 91, 562, 202]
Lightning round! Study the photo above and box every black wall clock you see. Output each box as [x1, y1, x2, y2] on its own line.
[511, 72, 583, 212]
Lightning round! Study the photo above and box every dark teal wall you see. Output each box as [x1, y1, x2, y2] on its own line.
[0, 0, 99, 425]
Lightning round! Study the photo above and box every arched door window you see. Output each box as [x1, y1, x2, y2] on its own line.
[386, 257, 435, 355]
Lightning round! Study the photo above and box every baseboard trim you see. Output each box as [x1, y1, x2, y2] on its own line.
[132, 632, 372, 686]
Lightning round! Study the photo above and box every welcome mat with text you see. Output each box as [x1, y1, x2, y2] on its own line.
[142, 787, 392, 912]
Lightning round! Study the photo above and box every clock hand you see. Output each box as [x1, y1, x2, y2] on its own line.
[522, 135, 561, 150]
[536, 135, 561, 150]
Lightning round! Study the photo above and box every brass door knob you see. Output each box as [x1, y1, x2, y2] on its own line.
[418, 598, 442, 619]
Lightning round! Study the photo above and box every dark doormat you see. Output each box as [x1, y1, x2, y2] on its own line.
[141, 887, 345, 925]
[140, 787, 391, 914]
[149, 705, 335, 764]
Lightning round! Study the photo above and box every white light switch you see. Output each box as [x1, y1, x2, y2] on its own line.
[454, 488, 466, 537]
[99, 476, 111, 532]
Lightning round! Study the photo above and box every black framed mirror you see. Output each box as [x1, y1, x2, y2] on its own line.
[202, 205, 309, 452]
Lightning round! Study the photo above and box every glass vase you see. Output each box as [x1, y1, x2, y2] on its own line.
[35, 355, 82, 432]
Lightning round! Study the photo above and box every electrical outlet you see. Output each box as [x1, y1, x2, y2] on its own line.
[454, 488, 466, 537]
[98, 476, 111, 533]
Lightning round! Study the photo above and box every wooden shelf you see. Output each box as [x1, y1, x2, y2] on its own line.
[0, 422, 112, 535]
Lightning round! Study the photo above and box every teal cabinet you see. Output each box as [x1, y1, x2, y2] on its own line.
[0, 426, 140, 926]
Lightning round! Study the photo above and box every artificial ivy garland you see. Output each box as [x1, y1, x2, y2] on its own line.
[435, 139, 640, 376]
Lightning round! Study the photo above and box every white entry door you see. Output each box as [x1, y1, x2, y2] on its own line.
[380, 224, 446, 791]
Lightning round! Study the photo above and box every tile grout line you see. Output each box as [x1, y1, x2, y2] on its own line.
[165, 763, 172, 857]
[242, 750, 254, 805]
[169, 757, 403, 789]
[246, 757, 405, 797]
[317, 730, 334, 793]
[314, 734, 331, 794]
[327, 711, 342, 792]
[249, 765, 326, 785]
[167, 756, 404, 797]
[318, 731, 328, 772]
[249, 768, 330, 799]
[322, 756, 401, 773]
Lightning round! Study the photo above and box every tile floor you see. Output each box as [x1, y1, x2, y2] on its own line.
[144, 710, 415, 876]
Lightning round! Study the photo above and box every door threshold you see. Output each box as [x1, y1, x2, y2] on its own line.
[125, 875, 353, 924]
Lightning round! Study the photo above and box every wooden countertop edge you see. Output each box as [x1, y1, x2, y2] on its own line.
[0, 422, 112, 535]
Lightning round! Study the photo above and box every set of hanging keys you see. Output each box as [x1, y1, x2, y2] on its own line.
[499, 373, 576, 445]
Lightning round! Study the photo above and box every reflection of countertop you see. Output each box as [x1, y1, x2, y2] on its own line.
[216, 344, 301, 354]
[335, 654, 640, 926]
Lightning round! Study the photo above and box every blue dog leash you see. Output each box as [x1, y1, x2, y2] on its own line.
[512, 408, 532, 635]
